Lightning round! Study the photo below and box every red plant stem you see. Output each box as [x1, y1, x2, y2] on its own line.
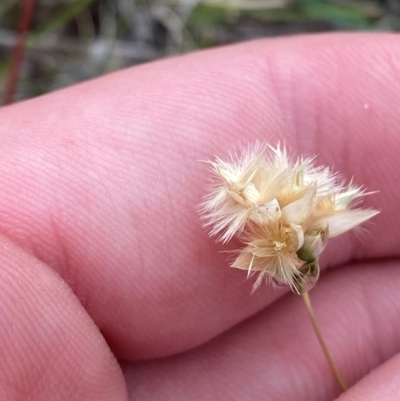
[3, 0, 37, 105]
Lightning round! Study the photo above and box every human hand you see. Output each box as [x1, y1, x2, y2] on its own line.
[0, 33, 398, 400]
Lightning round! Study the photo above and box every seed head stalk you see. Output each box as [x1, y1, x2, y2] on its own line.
[302, 291, 347, 392]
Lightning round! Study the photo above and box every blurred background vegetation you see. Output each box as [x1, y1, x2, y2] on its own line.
[0, 0, 399, 102]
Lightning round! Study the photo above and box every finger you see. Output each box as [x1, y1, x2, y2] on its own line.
[337, 353, 400, 400]
[0, 34, 398, 361]
[0, 236, 127, 401]
[123, 260, 400, 400]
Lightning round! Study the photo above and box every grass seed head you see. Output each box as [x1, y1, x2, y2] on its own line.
[200, 143, 379, 293]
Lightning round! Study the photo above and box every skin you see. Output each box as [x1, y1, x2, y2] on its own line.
[0, 33, 399, 400]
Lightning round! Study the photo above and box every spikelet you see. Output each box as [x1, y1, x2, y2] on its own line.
[200, 143, 379, 294]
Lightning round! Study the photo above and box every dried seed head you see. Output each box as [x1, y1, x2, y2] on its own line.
[200, 143, 379, 293]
